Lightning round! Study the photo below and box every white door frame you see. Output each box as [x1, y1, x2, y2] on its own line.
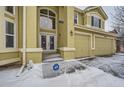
[39, 32, 57, 52]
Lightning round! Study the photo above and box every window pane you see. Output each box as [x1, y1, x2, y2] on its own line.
[91, 16, 101, 28]
[94, 17, 98, 27]
[40, 16, 55, 29]
[74, 13, 78, 24]
[6, 35, 14, 48]
[49, 17, 55, 29]
[5, 6, 14, 14]
[40, 9, 48, 15]
[40, 9, 56, 30]
[99, 19, 101, 28]
[41, 35, 46, 50]
[91, 16, 94, 26]
[50, 36, 54, 50]
[102, 21, 104, 29]
[49, 10, 55, 17]
[40, 16, 52, 29]
[6, 21, 14, 35]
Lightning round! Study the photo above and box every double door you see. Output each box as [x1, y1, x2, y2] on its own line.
[41, 33, 56, 51]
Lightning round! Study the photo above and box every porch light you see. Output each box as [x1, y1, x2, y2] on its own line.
[70, 30, 73, 36]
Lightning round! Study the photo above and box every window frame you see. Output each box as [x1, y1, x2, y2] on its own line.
[40, 8, 56, 30]
[91, 16, 101, 28]
[5, 20, 16, 48]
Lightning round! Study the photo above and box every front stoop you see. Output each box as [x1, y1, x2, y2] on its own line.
[43, 53, 64, 63]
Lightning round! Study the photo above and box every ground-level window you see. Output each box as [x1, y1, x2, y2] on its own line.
[5, 6, 14, 14]
[74, 12, 78, 24]
[40, 9, 56, 30]
[5, 21, 15, 48]
[91, 16, 101, 28]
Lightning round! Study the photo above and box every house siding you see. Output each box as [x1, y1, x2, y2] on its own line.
[0, 6, 117, 66]
[0, 52, 19, 61]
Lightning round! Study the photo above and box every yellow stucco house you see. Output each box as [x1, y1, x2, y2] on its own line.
[0, 6, 116, 66]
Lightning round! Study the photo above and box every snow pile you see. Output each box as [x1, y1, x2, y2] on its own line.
[81, 53, 124, 78]
[0, 59, 124, 86]
[41, 60, 87, 78]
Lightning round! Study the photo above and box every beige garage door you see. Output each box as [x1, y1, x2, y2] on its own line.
[95, 37, 113, 56]
[75, 33, 90, 58]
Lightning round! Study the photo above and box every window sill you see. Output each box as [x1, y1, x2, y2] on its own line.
[40, 28, 56, 32]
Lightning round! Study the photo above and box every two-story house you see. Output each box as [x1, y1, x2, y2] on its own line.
[0, 6, 116, 66]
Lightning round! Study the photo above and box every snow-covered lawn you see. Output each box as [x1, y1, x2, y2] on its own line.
[0, 53, 124, 87]
[81, 53, 124, 79]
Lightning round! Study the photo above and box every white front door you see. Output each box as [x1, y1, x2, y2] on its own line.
[40, 33, 56, 51]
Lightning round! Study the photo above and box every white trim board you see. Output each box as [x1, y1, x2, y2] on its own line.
[19, 48, 43, 53]
[59, 47, 76, 51]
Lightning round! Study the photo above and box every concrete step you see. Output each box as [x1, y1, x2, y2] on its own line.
[44, 54, 61, 59]
[43, 57, 64, 63]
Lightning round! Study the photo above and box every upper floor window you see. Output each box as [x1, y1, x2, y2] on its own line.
[91, 16, 101, 28]
[74, 12, 78, 24]
[40, 9, 56, 30]
[102, 21, 104, 29]
[5, 21, 15, 48]
[5, 6, 14, 14]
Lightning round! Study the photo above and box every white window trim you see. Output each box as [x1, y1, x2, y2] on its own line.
[5, 6, 16, 16]
[91, 14, 102, 29]
[4, 20, 16, 48]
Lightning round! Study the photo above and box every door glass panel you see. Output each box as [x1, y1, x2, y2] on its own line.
[50, 36, 54, 50]
[41, 35, 46, 50]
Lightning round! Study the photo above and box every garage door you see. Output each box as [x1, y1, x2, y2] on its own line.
[95, 37, 113, 55]
[75, 33, 90, 58]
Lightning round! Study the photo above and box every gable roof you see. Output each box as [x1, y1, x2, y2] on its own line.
[84, 6, 108, 20]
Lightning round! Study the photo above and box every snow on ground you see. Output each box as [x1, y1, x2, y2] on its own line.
[0, 53, 124, 87]
[81, 53, 124, 79]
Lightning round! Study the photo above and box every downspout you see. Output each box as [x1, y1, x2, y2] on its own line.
[17, 6, 27, 77]
[22, 6, 26, 66]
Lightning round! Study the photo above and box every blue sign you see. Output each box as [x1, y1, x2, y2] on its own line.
[53, 64, 59, 71]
